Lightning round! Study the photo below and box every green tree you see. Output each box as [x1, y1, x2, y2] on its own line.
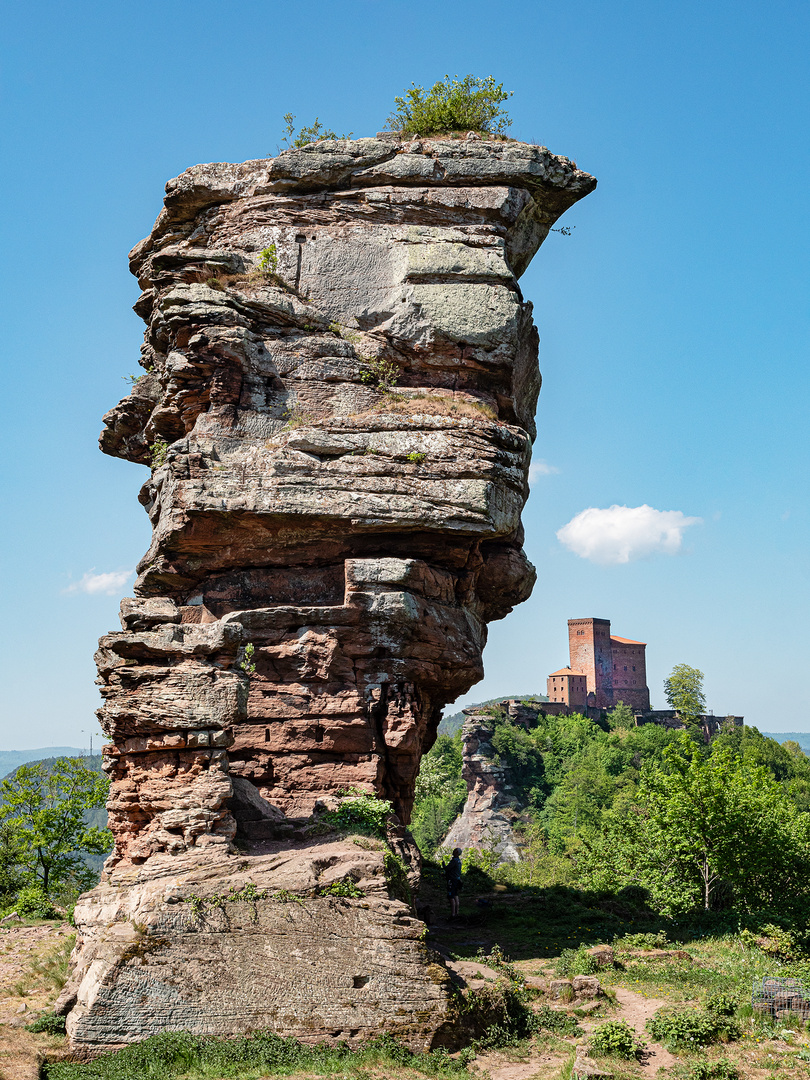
[387, 75, 513, 137]
[581, 735, 810, 914]
[607, 701, 637, 731]
[411, 735, 466, 855]
[0, 758, 112, 895]
[0, 821, 25, 903]
[664, 663, 707, 725]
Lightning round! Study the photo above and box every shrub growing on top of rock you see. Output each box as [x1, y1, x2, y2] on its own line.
[556, 945, 600, 978]
[318, 790, 393, 839]
[387, 75, 513, 137]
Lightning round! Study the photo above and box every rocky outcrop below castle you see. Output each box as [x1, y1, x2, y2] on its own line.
[63, 136, 594, 1049]
[443, 700, 538, 862]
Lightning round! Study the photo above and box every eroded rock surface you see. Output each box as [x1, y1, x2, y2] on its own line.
[60, 841, 453, 1049]
[70, 135, 594, 1048]
[443, 708, 526, 862]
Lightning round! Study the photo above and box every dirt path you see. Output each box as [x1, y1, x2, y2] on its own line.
[0, 919, 73, 1080]
[477, 1054, 570, 1080]
[611, 986, 676, 1075]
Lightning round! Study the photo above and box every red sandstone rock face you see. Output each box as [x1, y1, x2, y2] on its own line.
[96, 137, 596, 867]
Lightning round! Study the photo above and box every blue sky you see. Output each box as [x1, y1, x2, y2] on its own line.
[1, 0, 807, 749]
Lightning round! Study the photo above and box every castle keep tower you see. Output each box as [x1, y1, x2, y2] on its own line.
[558, 618, 650, 710]
[568, 617, 613, 706]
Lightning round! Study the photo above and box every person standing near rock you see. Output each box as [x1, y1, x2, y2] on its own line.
[446, 848, 463, 917]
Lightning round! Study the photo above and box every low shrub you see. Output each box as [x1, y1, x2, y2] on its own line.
[687, 1061, 740, 1080]
[387, 75, 513, 137]
[14, 885, 59, 920]
[588, 1019, 644, 1059]
[533, 1004, 581, 1037]
[704, 991, 737, 1017]
[556, 945, 599, 977]
[359, 356, 399, 392]
[317, 791, 393, 839]
[279, 113, 353, 150]
[646, 1006, 740, 1050]
[26, 1011, 66, 1035]
[316, 878, 364, 899]
[149, 438, 168, 470]
[465, 983, 537, 1050]
[448, 946, 539, 1050]
[746, 922, 810, 961]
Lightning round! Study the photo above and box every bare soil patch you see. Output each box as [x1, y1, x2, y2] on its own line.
[0, 919, 72, 1080]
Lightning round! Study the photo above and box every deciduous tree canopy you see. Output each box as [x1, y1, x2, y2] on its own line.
[664, 663, 707, 724]
[0, 757, 111, 897]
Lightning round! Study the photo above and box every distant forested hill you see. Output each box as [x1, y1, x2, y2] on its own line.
[0, 747, 85, 777]
[439, 695, 548, 736]
[762, 732, 810, 755]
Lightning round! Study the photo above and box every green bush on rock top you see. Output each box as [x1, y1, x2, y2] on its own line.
[278, 113, 353, 151]
[387, 75, 513, 137]
[318, 790, 393, 840]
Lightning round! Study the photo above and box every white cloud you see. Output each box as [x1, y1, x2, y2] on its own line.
[529, 460, 559, 480]
[556, 504, 701, 565]
[64, 569, 134, 596]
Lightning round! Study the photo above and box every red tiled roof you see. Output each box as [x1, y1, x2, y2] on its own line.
[548, 667, 587, 677]
[610, 636, 646, 645]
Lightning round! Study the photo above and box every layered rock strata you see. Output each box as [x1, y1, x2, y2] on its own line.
[66, 136, 594, 1048]
[443, 701, 535, 862]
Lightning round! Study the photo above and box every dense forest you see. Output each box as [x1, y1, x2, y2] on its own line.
[412, 706, 810, 918]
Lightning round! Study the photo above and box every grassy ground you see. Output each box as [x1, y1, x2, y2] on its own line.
[5, 865, 810, 1079]
[0, 918, 75, 1080]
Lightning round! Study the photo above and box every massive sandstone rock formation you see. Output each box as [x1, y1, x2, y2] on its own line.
[62, 136, 595, 1049]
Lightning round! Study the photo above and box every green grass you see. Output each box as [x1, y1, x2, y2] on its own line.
[13, 932, 75, 995]
[44, 1031, 471, 1079]
[602, 935, 810, 1004]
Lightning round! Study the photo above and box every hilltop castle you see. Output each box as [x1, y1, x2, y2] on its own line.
[547, 617, 651, 711]
[544, 617, 743, 734]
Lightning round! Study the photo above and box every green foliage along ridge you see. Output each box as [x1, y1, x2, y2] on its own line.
[413, 702, 810, 918]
